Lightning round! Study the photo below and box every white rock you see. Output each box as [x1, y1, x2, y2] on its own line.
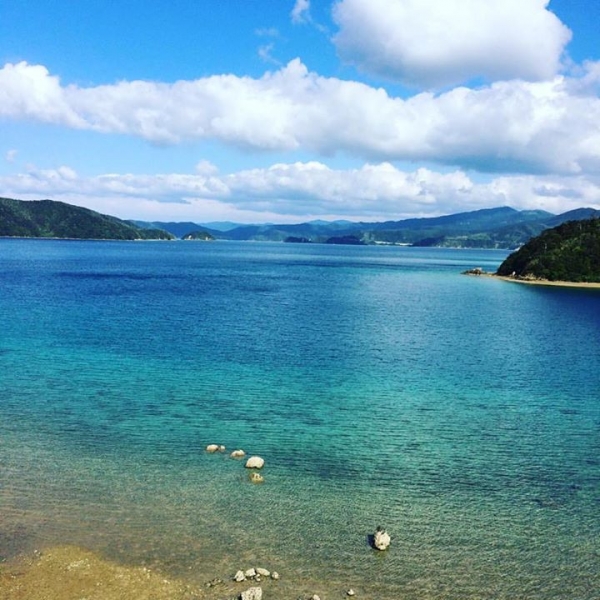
[249, 472, 264, 484]
[373, 527, 391, 550]
[245, 456, 265, 469]
[218, 445, 226, 452]
[347, 589, 356, 596]
[230, 449, 246, 458]
[270, 571, 280, 580]
[234, 570, 246, 582]
[244, 567, 257, 578]
[240, 585, 262, 600]
[312, 595, 321, 600]
[206, 444, 219, 453]
[256, 567, 270, 577]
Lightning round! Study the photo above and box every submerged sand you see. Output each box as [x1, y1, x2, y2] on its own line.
[0, 545, 314, 600]
[0, 546, 205, 600]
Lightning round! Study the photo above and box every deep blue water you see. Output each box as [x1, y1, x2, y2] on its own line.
[1, 239, 599, 599]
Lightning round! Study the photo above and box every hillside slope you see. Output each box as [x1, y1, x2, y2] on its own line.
[0, 198, 173, 240]
[496, 219, 600, 282]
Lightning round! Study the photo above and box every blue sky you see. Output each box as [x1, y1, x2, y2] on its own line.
[1, 0, 600, 224]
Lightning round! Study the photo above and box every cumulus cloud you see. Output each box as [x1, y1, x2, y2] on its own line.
[2, 161, 599, 223]
[332, 0, 572, 88]
[1, 59, 600, 175]
[0, 62, 87, 127]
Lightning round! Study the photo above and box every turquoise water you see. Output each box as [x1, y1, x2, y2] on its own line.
[0, 239, 599, 599]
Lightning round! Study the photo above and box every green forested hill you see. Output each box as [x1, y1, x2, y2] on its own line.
[496, 219, 600, 282]
[0, 198, 173, 240]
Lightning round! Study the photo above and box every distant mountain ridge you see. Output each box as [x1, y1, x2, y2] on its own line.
[2, 197, 600, 248]
[140, 205, 600, 248]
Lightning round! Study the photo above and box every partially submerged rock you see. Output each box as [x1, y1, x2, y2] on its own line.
[249, 472, 264, 484]
[206, 443, 226, 453]
[230, 449, 246, 458]
[245, 456, 265, 469]
[373, 526, 391, 551]
[240, 586, 262, 600]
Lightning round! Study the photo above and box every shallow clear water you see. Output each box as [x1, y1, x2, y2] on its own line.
[1, 239, 599, 599]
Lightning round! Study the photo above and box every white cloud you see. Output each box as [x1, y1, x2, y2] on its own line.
[332, 0, 572, 88]
[2, 59, 600, 176]
[2, 162, 599, 223]
[0, 62, 87, 127]
[195, 160, 219, 176]
[291, 0, 311, 24]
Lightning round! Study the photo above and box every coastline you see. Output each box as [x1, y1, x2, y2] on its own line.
[493, 275, 600, 289]
[464, 270, 600, 289]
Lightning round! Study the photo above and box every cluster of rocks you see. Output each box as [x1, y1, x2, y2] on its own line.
[462, 267, 489, 276]
[205, 444, 265, 483]
[297, 590, 356, 600]
[233, 566, 279, 583]
[232, 567, 280, 600]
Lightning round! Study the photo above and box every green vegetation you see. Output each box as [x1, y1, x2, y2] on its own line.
[0, 197, 174, 240]
[496, 219, 600, 282]
[182, 230, 215, 241]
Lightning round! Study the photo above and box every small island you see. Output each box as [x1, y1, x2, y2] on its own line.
[182, 230, 215, 241]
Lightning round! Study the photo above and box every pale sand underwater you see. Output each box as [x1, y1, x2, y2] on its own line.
[0, 545, 359, 600]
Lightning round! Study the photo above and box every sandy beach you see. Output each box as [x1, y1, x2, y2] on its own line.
[466, 271, 600, 289]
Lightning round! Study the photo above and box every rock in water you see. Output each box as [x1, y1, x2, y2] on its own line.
[373, 526, 391, 550]
[245, 456, 265, 469]
[240, 586, 262, 600]
[230, 449, 246, 458]
[206, 444, 220, 453]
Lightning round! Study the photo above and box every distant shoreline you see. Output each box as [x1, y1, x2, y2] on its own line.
[494, 275, 600, 289]
[465, 270, 600, 289]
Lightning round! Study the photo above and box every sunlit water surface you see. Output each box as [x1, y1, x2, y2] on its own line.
[1, 240, 599, 599]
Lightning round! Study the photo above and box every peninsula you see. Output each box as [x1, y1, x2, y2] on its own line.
[494, 218, 600, 287]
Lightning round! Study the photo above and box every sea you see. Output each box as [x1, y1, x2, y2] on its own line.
[0, 238, 599, 599]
